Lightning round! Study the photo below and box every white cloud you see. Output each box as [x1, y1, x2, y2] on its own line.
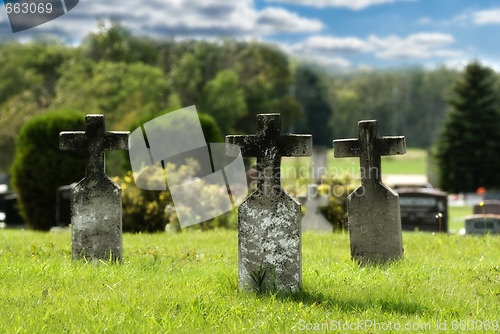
[285, 31, 463, 68]
[255, 7, 324, 34]
[286, 35, 371, 68]
[369, 33, 461, 59]
[407, 33, 454, 46]
[1, 0, 323, 40]
[416, 17, 433, 25]
[472, 9, 500, 25]
[265, 0, 416, 10]
[449, 14, 469, 26]
[297, 54, 351, 68]
[436, 9, 500, 27]
[438, 58, 500, 73]
[312, 56, 351, 68]
[432, 50, 464, 58]
[291, 36, 372, 54]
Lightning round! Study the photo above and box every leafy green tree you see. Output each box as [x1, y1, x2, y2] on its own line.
[83, 20, 160, 65]
[2, 25, 470, 176]
[52, 60, 170, 176]
[0, 43, 41, 105]
[329, 87, 363, 138]
[270, 95, 304, 132]
[346, 70, 397, 136]
[294, 65, 332, 145]
[0, 43, 43, 171]
[169, 53, 203, 106]
[52, 60, 169, 129]
[327, 67, 458, 147]
[201, 69, 247, 134]
[0, 41, 76, 171]
[233, 42, 292, 133]
[193, 41, 229, 82]
[420, 66, 460, 147]
[0, 92, 44, 172]
[435, 61, 500, 193]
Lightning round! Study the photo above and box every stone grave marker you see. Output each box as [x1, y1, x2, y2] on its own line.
[397, 188, 448, 232]
[484, 192, 500, 201]
[464, 193, 483, 206]
[56, 183, 76, 227]
[0, 173, 8, 224]
[0, 190, 7, 224]
[3, 193, 24, 227]
[0, 193, 6, 219]
[333, 120, 406, 264]
[473, 200, 500, 215]
[60, 114, 129, 262]
[312, 146, 328, 182]
[226, 113, 312, 292]
[297, 184, 331, 232]
[465, 215, 500, 234]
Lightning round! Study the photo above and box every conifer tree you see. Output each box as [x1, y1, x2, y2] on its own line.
[435, 61, 500, 193]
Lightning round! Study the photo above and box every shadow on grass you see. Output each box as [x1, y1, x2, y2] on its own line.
[269, 289, 425, 316]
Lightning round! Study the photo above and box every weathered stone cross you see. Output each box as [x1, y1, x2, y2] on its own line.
[227, 113, 311, 196]
[226, 113, 312, 292]
[60, 114, 129, 262]
[333, 120, 405, 264]
[334, 120, 405, 184]
[298, 184, 331, 232]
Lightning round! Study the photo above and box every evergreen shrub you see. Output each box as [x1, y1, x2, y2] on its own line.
[10, 110, 85, 230]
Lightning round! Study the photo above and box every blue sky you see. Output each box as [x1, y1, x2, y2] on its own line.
[1, 0, 499, 70]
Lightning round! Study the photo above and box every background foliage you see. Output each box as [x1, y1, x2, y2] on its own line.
[10, 111, 85, 230]
[318, 174, 356, 231]
[434, 62, 500, 193]
[1, 22, 486, 174]
[2, 21, 500, 230]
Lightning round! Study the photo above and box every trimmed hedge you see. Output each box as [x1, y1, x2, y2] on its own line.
[10, 110, 85, 230]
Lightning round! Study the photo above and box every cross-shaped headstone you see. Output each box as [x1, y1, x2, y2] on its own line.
[297, 184, 331, 232]
[311, 146, 328, 182]
[333, 120, 405, 185]
[60, 115, 129, 177]
[227, 113, 311, 196]
[60, 114, 129, 262]
[226, 113, 312, 292]
[333, 120, 405, 264]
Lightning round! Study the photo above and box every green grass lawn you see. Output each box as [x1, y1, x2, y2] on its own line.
[327, 147, 427, 176]
[282, 148, 427, 181]
[1, 229, 499, 333]
[449, 205, 473, 231]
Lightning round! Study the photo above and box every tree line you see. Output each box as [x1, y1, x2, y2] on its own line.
[1, 21, 499, 175]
